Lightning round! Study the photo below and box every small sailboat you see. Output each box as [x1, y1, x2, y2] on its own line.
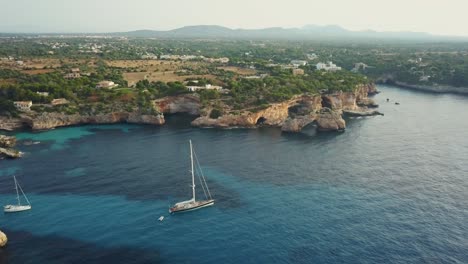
[169, 140, 214, 213]
[4, 176, 32, 213]
[158, 216, 164, 221]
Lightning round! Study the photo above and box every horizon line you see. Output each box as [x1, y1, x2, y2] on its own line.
[1, 24, 468, 38]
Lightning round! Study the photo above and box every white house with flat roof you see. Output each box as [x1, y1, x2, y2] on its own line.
[186, 84, 222, 92]
[291, 60, 308, 67]
[96, 81, 118, 89]
[316, 61, 342, 71]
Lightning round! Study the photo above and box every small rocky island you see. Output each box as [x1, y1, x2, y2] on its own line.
[0, 135, 21, 159]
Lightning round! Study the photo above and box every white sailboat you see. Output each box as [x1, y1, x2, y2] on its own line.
[4, 176, 32, 213]
[169, 140, 214, 213]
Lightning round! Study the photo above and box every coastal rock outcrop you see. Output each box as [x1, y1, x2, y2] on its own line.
[0, 135, 21, 159]
[0, 116, 26, 131]
[0, 135, 16, 148]
[192, 94, 322, 129]
[343, 110, 384, 117]
[23, 112, 165, 130]
[154, 94, 201, 115]
[316, 108, 346, 131]
[193, 84, 380, 132]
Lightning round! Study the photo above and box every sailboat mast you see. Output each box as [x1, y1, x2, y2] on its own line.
[14, 176, 20, 206]
[190, 140, 196, 201]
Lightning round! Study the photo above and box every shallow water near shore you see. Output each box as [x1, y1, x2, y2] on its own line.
[0, 85, 467, 263]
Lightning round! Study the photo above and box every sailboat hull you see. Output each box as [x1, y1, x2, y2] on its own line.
[4, 205, 31, 213]
[169, 199, 215, 213]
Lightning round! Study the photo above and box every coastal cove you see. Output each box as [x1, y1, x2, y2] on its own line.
[0, 83, 379, 134]
[0, 85, 467, 263]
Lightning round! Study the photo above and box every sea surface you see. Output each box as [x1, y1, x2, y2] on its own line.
[0, 85, 467, 264]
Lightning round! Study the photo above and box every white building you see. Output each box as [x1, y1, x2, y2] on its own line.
[316, 61, 342, 71]
[13, 101, 32, 111]
[65, 73, 81, 79]
[307, 53, 318, 60]
[36, 92, 49, 97]
[291, 60, 308, 67]
[96, 81, 118, 89]
[186, 84, 223, 92]
[203, 57, 230, 63]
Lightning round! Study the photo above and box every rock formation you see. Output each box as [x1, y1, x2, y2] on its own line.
[316, 108, 346, 132]
[22, 112, 164, 131]
[193, 83, 382, 133]
[0, 116, 25, 131]
[0, 135, 21, 159]
[154, 94, 200, 115]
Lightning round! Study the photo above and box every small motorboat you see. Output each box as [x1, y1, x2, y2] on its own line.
[158, 216, 164, 221]
[395, 102, 400, 105]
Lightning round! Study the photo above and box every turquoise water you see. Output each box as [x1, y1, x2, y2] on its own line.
[0, 85, 467, 263]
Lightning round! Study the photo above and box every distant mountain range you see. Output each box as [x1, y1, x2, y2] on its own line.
[2, 25, 468, 41]
[110, 25, 467, 41]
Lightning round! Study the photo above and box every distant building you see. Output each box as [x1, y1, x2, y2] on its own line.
[291, 60, 307, 67]
[51, 98, 69, 106]
[244, 76, 262, 79]
[64, 73, 81, 79]
[186, 84, 222, 92]
[420, 75, 431, 82]
[204, 57, 230, 63]
[13, 101, 32, 111]
[316, 61, 342, 71]
[141, 54, 158, 60]
[96, 81, 118, 89]
[36, 92, 49, 97]
[292, 68, 305, 76]
[16, 61, 24, 66]
[307, 53, 318, 60]
[351, 62, 370, 72]
[64, 68, 81, 79]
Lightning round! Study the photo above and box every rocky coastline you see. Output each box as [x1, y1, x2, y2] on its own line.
[191, 83, 381, 132]
[0, 111, 164, 132]
[376, 76, 468, 95]
[0, 84, 381, 133]
[393, 82, 468, 95]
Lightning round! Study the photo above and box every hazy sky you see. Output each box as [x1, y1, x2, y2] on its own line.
[1, 0, 467, 36]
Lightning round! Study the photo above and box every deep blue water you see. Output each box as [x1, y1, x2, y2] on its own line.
[0, 85, 467, 264]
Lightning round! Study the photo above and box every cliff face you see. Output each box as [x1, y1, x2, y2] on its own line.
[193, 83, 380, 132]
[321, 84, 378, 111]
[154, 94, 200, 115]
[0, 116, 25, 131]
[23, 112, 165, 130]
[192, 95, 321, 129]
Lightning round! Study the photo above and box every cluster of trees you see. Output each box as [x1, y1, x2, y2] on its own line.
[135, 80, 189, 97]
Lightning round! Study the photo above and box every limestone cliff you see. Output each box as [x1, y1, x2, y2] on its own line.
[192, 95, 320, 129]
[23, 112, 164, 131]
[0, 116, 25, 131]
[193, 83, 381, 132]
[154, 94, 200, 115]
